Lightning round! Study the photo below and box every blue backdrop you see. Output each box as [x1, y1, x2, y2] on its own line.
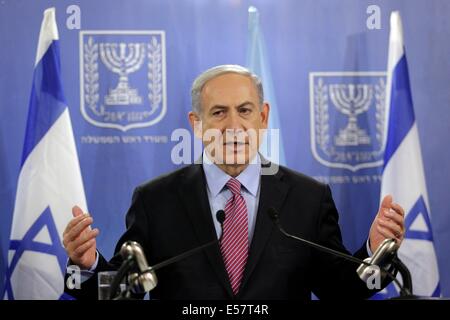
[1, 0, 449, 297]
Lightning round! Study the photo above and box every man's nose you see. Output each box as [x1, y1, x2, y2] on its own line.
[224, 110, 244, 131]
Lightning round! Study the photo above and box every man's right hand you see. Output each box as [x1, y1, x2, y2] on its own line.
[63, 206, 99, 270]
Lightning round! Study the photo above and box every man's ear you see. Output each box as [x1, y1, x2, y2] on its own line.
[188, 111, 203, 139]
[260, 102, 270, 129]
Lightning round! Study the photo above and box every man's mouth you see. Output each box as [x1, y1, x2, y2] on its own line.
[223, 141, 248, 146]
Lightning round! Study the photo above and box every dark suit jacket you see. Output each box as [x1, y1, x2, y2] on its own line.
[65, 162, 388, 300]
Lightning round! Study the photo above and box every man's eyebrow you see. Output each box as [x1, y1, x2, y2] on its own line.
[209, 101, 255, 111]
[210, 105, 228, 111]
[236, 101, 256, 108]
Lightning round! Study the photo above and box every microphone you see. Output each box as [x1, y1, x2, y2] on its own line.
[117, 210, 226, 295]
[357, 238, 398, 283]
[267, 207, 411, 296]
[120, 241, 158, 294]
[216, 209, 226, 228]
[216, 209, 225, 242]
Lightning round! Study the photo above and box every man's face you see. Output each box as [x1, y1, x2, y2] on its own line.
[189, 73, 269, 165]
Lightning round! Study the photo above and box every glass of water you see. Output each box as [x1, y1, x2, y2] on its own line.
[97, 271, 126, 300]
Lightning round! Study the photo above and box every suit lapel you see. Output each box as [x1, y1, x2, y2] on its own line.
[239, 164, 289, 294]
[178, 164, 234, 297]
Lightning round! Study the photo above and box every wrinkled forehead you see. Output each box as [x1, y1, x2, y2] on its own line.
[200, 73, 259, 107]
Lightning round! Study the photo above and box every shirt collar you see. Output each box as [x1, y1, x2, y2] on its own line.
[202, 149, 261, 197]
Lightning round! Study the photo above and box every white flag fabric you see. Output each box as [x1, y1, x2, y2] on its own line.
[377, 11, 440, 298]
[3, 8, 87, 300]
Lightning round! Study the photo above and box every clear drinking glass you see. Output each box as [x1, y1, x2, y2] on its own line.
[97, 271, 126, 300]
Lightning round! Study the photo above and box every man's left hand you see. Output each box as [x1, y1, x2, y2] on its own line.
[369, 195, 405, 252]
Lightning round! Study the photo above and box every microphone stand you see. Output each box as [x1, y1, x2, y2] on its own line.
[386, 254, 417, 300]
[108, 240, 221, 300]
[108, 210, 226, 300]
[268, 207, 415, 299]
[109, 256, 135, 300]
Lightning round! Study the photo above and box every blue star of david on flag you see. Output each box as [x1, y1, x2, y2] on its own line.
[4, 207, 74, 300]
[405, 197, 433, 242]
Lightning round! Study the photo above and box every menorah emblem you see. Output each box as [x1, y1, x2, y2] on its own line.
[329, 84, 373, 146]
[99, 42, 146, 105]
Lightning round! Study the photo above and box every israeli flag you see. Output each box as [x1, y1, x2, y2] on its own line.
[378, 11, 440, 298]
[246, 6, 286, 165]
[3, 8, 87, 300]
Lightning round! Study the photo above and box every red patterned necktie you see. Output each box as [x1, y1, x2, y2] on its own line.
[220, 178, 249, 295]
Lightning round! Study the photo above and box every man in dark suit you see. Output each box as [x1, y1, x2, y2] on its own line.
[63, 65, 405, 300]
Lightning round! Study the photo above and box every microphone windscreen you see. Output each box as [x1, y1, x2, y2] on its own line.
[216, 210, 225, 224]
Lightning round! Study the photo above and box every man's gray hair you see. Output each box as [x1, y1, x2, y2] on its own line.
[191, 64, 264, 114]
